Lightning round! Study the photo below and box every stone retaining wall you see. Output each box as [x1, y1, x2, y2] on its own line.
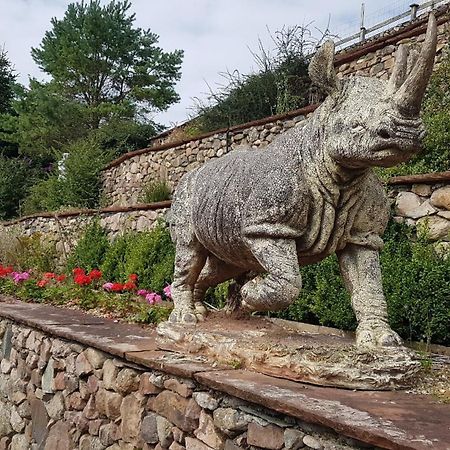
[101, 7, 449, 207]
[0, 300, 449, 450]
[0, 203, 169, 265]
[388, 171, 450, 253]
[0, 318, 371, 450]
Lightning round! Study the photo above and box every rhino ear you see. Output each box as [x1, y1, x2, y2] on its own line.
[309, 40, 341, 97]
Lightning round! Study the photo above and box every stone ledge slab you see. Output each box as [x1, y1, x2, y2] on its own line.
[196, 370, 450, 450]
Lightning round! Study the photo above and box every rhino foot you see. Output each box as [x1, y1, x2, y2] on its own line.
[169, 308, 198, 325]
[356, 322, 402, 348]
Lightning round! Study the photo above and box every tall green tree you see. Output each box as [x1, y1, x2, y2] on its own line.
[31, 0, 183, 129]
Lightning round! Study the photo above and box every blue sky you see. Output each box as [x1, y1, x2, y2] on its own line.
[0, 0, 423, 127]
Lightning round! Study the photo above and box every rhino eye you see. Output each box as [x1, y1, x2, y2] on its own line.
[351, 123, 365, 133]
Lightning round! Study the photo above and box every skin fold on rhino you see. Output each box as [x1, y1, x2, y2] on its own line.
[167, 14, 438, 348]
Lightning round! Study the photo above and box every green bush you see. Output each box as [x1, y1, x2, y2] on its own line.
[101, 223, 175, 291]
[140, 180, 172, 204]
[0, 230, 57, 273]
[22, 138, 114, 215]
[66, 220, 110, 272]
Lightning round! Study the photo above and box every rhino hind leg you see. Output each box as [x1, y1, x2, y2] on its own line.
[193, 256, 246, 312]
[240, 238, 302, 312]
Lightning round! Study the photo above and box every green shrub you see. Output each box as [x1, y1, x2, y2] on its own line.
[66, 220, 110, 272]
[101, 223, 175, 291]
[140, 180, 172, 204]
[0, 231, 57, 273]
[22, 138, 114, 215]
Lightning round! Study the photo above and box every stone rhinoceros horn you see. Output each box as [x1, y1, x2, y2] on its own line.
[393, 13, 437, 116]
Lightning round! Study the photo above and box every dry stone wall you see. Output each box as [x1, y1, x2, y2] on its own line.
[0, 319, 369, 450]
[0, 204, 169, 265]
[101, 112, 309, 207]
[389, 173, 450, 254]
[101, 8, 449, 207]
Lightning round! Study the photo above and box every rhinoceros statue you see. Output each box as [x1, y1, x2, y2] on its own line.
[168, 14, 437, 348]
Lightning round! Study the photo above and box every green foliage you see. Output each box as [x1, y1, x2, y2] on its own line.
[140, 180, 172, 204]
[101, 223, 175, 291]
[0, 49, 16, 115]
[22, 138, 114, 214]
[278, 256, 355, 330]
[0, 232, 57, 273]
[67, 220, 110, 272]
[32, 0, 183, 122]
[0, 156, 36, 219]
[132, 304, 173, 324]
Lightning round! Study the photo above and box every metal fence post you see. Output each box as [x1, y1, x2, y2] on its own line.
[410, 3, 419, 20]
[360, 2, 367, 42]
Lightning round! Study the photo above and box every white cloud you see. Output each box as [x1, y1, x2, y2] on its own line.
[0, 0, 415, 127]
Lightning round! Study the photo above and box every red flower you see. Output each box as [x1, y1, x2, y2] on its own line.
[111, 283, 124, 292]
[56, 275, 66, 282]
[128, 274, 138, 282]
[73, 267, 85, 276]
[74, 274, 92, 286]
[0, 265, 13, 277]
[89, 269, 102, 280]
[37, 279, 48, 288]
[44, 272, 56, 279]
[123, 281, 137, 291]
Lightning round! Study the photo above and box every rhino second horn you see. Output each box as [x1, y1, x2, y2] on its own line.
[394, 13, 437, 116]
[387, 44, 409, 92]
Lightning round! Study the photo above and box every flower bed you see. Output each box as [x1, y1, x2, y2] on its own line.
[0, 264, 173, 324]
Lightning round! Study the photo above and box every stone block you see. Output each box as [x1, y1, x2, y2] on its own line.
[185, 437, 214, 450]
[115, 368, 139, 395]
[151, 391, 200, 432]
[100, 422, 121, 446]
[157, 415, 174, 448]
[140, 373, 163, 395]
[192, 392, 219, 411]
[76, 351, 94, 376]
[140, 413, 159, 444]
[395, 192, 422, 217]
[44, 421, 72, 450]
[213, 408, 251, 433]
[431, 187, 450, 210]
[84, 348, 108, 369]
[411, 184, 432, 197]
[195, 410, 225, 450]
[103, 359, 119, 390]
[247, 423, 284, 449]
[30, 398, 49, 447]
[284, 429, 305, 450]
[120, 393, 145, 443]
[302, 435, 323, 450]
[45, 392, 65, 420]
[417, 216, 450, 241]
[96, 388, 123, 420]
[164, 378, 193, 398]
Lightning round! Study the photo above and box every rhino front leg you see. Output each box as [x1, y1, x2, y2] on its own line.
[241, 237, 302, 312]
[169, 240, 208, 324]
[337, 244, 402, 348]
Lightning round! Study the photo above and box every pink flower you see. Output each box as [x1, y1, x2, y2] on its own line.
[163, 285, 172, 299]
[11, 271, 30, 284]
[145, 293, 162, 304]
[102, 282, 114, 291]
[137, 289, 148, 297]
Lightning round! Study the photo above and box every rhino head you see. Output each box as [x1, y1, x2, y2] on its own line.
[309, 13, 437, 169]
